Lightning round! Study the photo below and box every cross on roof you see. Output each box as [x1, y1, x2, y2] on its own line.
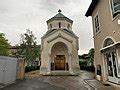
[58, 9, 62, 13]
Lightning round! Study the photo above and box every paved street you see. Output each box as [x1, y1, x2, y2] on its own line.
[1, 70, 112, 90]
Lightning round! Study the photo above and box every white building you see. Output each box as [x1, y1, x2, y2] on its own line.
[40, 10, 80, 75]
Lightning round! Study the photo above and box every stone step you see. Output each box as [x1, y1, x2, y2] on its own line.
[45, 71, 78, 76]
[51, 71, 69, 75]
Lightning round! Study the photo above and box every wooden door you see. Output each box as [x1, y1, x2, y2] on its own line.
[55, 55, 65, 70]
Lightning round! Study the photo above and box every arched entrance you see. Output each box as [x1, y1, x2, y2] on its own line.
[51, 42, 69, 71]
[102, 38, 118, 83]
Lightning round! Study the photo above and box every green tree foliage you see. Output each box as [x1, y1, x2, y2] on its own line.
[78, 48, 94, 66]
[78, 54, 88, 60]
[0, 33, 10, 56]
[78, 54, 87, 66]
[19, 29, 40, 66]
[87, 48, 94, 66]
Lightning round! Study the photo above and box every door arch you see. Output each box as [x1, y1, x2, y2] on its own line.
[102, 38, 118, 83]
[51, 42, 69, 70]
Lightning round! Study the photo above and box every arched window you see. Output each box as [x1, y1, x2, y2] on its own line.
[59, 22, 61, 28]
[103, 38, 114, 47]
[50, 24, 52, 30]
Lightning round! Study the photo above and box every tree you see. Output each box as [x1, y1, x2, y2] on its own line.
[78, 48, 94, 66]
[87, 48, 94, 66]
[0, 33, 10, 56]
[78, 54, 88, 66]
[19, 29, 40, 66]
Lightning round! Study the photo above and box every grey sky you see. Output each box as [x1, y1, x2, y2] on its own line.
[0, 0, 94, 55]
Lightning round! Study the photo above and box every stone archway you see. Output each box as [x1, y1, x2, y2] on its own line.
[51, 42, 69, 71]
[102, 38, 118, 83]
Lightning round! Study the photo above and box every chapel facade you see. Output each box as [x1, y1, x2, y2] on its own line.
[40, 10, 80, 75]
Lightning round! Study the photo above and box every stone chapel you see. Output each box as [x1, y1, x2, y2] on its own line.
[40, 10, 80, 75]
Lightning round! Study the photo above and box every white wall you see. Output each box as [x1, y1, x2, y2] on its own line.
[0, 56, 17, 84]
[48, 20, 72, 30]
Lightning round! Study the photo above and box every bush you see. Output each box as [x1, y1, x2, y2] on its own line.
[79, 60, 87, 66]
[80, 65, 95, 72]
[25, 66, 40, 73]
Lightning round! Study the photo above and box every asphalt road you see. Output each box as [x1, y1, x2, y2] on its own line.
[1, 70, 95, 90]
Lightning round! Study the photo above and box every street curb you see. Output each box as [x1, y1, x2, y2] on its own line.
[84, 79, 112, 90]
[84, 79, 96, 89]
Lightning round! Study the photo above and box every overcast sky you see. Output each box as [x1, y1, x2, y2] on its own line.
[0, 0, 94, 55]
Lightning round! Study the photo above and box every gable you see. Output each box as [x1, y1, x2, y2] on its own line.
[47, 33, 73, 43]
[42, 29, 78, 39]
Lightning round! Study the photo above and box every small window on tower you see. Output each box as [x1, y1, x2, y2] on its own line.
[59, 22, 61, 28]
[50, 24, 52, 30]
[67, 24, 70, 29]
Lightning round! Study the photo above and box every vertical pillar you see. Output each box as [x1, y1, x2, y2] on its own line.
[68, 53, 73, 74]
[101, 52, 107, 82]
[47, 53, 51, 74]
[116, 48, 120, 78]
[54, 56, 55, 70]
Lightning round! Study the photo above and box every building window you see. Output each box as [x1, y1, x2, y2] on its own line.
[59, 22, 61, 28]
[97, 65, 101, 75]
[50, 24, 52, 30]
[67, 24, 70, 29]
[111, 0, 120, 17]
[94, 15, 100, 33]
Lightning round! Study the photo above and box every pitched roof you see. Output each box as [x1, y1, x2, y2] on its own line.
[85, 0, 99, 17]
[47, 10, 73, 24]
[54, 11, 66, 18]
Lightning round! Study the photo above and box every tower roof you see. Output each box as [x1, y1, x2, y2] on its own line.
[47, 10, 73, 24]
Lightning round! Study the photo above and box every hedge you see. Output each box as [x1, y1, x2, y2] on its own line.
[25, 66, 40, 73]
[80, 65, 95, 72]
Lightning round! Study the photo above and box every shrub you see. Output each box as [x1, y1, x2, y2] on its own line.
[25, 66, 40, 73]
[80, 65, 95, 72]
[79, 60, 87, 66]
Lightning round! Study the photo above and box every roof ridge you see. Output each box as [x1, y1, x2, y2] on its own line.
[46, 10, 73, 24]
[53, 12, 67, 18]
